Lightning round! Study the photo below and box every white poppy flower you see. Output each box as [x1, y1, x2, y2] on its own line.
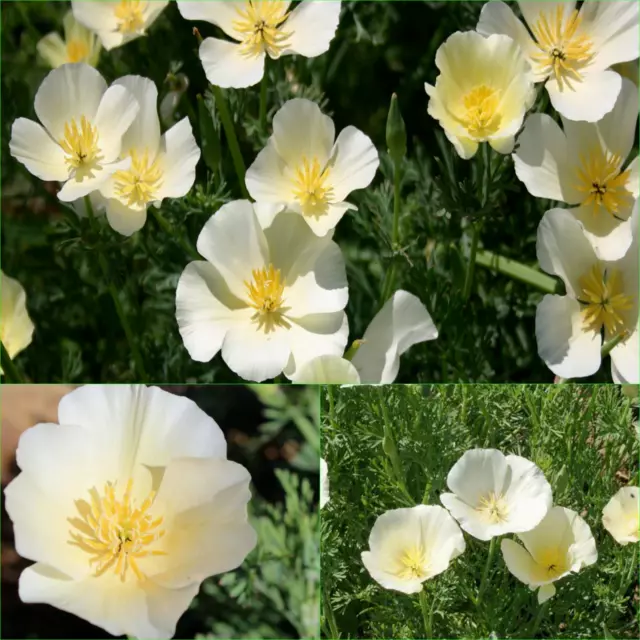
[292, 290, 438, 383]
[37, 11, 101, 69]
[535, 206, 638, 382]
[9, 64, 139, 202]
[501, 506, 598, 604]
[176, 201, 349, 382]
[3, 385, 257, 640]
[1, 271, 35, 366]
[176, 1, 341, 88]
[361, 505, 465, 594]
[98, 76, 201, 236]
[425, 31, 536, 159]
[440, 449, 552, 541]
[602, 486, 639, 545]
[245, 98, 379, 236]
[514, 77, 638, 260]
[71, 0, 169, 51]
[477, 1, 640, 122]
[320, 458, 330, 508]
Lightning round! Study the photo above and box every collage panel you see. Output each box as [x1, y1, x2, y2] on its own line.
[321, 384, 639, 639]
[1, 384, 320, 640]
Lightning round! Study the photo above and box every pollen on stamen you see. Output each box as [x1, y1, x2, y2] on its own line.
[233, 1, 291, 59]
[114, 0, 146, 35]
[244, 264, 291, 333]
[114, 149, 163, 208]
[58, 116, 104, 181]
[292, 157, 335, 218]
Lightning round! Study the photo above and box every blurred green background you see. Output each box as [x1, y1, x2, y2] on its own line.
[2, 1, 633, 382]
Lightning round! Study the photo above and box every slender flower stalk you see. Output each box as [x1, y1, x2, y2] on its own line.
[477, 535, 498, 604]
[84, 196, 148, 381]
[475, 250, 559, 294]
[419, 588, 432, 640]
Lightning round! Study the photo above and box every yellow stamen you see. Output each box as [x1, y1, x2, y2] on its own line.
[477, 491, 509, 524]
[535, 548, 569, 580]
[66, 39, 89, 63]
[68, 478, 166, 583]
[114, 149, 163, 208]
[396, 545, 428, 580]
[530, 5, 594, 91]
[233, 1, 291, 59]
[244, 264, 290, 333]
[292, 157, 335, 218]
[114, 0, 146, 35]
[58, 116, 104, 180]
[578, 264, 633, 335]
[575, 148, 633, 219]
[460, 85, 501, 139]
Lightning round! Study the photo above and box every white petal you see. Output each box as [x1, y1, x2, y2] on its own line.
[34, 63, 107, 139]
[176, 261, 241, 363]
[245, 141, 293, 203]
[610, 323, 639, 384]
[105, 199, 147, 236]
[538, 583, 557, 604]
[320, 458, 330, 507]
[361, 551, 423, 594]
[536, 208, 597, 296]
[546, 70, 621, 123]
[57, 156, 130, 202]
[196, 200, 269, 300]
[9, 118, 68, 182]
[282, 0, 341, 57]
[535, 294, 602, 379]
[176, 1, 243, 39]
[500, 539, 541, 587]
[440, 493, 505, 541]
[292, 355, 360, 383]
[57, 385, 227, 473]
[327, 126, 379, 201]
[517, 1, 576, 33]
[71, 1, 119, 37]
[626, 157, 639, 199]
[489, 135, 516, 155]
[571, 204, 634, 261]
[602, 486, 640, 545]
[302, 202, 355, 237]
[351, 291, 438, 384]
[199, 38, 265, 89]
[94, 83, 141, 163]
[579, 0, 640, 71]
[113, 75, 161, 157]
[221, 316, 291, 382]
[272, 98, 335, 169]
[36, 33, 68, 68]
[0, 272, 35, 360]
[513, 113, 573, 203]
[155, 117, 201, 200]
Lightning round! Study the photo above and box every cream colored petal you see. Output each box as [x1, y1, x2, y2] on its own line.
[1, 271, 35, 360]
[602, 486, 640, 545]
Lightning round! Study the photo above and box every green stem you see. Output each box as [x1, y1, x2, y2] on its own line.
[259, 64, 268, 134]
[211, 85, 250, 199]
[462, 223, 480, 301]
[475, 249, 559, 294]
[150, 208, 200, 261]
[1, 341, 25, 383]
[327, 386, 338, 429]
[84, 197, 148, 382]
[477, 536, 498, 604]
[530, 601, 549, 638]
[379, 160, 402, 307]
[601, 330, 629, 358]
[419, 587, 432, 640]
[323, 588, 340, 640]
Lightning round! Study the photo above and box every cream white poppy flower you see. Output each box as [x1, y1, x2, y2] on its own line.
[361, 505, 465, 594]
[292, 290, 438, 383]
[440, 449, 552, 541]
[320, 458, 329, 508]
[425, 31, 536, 159]
[477, 1, 640, 122]
[536, 206, 638, 382]
[71, 0, 169, 51]
[3, 385, 257, 640]
[245, 98, 379, 236]
[501, 506, 598, 604]
[98, 76, 201, 236]
[1, 271, 35, 366]
[176, 1, 341, 88]
[9, 64, 139, 202]
[37, 11, 102, 69]
[176, 201, 349, 382]
[514, 77, 638, 260]
[602, 486, 639, 545]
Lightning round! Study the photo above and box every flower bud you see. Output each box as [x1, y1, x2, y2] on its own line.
[386, 93, 407, 164]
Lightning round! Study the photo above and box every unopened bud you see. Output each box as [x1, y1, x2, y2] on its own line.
[386, 93, 407, 164]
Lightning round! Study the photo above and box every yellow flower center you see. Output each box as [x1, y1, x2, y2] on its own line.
[460, 85, 501, 139]
[575, 149, 633, 219]
[244, 264, 290, 333]
[477, 491, 509, 524]
[58, 116, 104, 180]
[114, 0, 146, 34]
[396, 545, 428, 580]
[530, 6, 594, 90]
[292, 157, 335, 218]
[578, 264, 634, 335]
[114, 149, 163, 208]
[535, 548, 569, 580]
[68, 479, 166, 582]
[66, 38, 89, 63]
[233, 1, 291, 59]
